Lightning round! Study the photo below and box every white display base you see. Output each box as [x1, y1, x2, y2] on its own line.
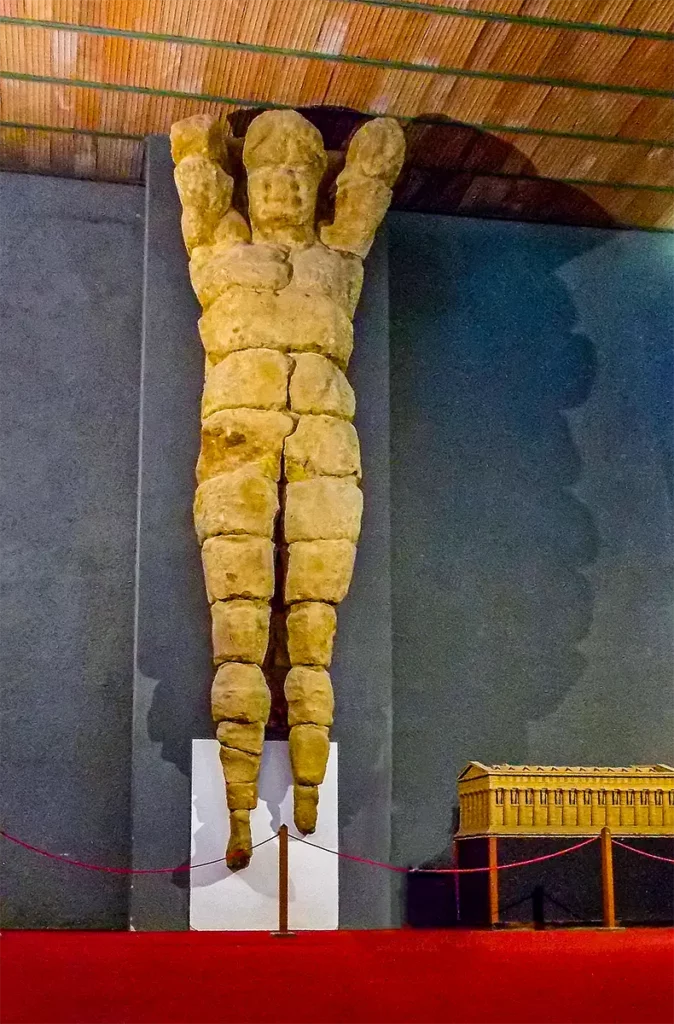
[190, 739, 338, 931]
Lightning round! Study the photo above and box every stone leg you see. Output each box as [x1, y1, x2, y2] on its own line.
[282, 395, 363, 833]
[196, 395, 294, 868]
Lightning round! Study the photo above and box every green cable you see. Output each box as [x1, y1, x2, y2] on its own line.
[1, 70, 673, 149]
[1, 15, 672, 99]
[328, 0, 674, 42]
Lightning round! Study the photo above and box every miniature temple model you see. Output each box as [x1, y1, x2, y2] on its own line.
[170, 110, 405, 869]
[457, 762, 674, 837]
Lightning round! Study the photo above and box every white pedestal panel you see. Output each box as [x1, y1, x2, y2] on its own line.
[190, 739, 338, 930]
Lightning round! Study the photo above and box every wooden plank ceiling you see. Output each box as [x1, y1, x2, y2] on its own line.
[0, 0, 672, 229]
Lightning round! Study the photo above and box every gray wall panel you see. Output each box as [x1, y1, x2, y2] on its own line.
[0, 173, 144, 928]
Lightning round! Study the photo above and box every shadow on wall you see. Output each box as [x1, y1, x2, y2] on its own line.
[385, 135, 618, 890]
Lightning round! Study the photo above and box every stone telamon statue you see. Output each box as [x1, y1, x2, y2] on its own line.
[171, 109, 405, 869]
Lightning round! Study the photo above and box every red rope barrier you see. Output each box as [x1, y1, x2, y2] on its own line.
[290, 835, 408, 873]
[291, 834, 599, 873]
[612, 839, 674, 864]
[11, 827, 669, 876]
[0, 828, 277, 874]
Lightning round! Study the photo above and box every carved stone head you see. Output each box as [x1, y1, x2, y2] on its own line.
[243, 110, 328, 245]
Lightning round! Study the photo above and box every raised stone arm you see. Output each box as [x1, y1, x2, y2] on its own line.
[170, 109, 404, 869]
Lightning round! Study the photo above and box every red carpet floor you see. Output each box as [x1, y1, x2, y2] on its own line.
[2, 928, 673, 1024]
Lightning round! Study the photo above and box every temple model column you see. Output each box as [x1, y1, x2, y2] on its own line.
[171, 110, 404, 869]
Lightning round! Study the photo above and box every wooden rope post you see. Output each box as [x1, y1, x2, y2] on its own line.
[600, 826, 616, 928]
[488, 836, 499, 926]
[279, 824, 289, 933]
[271, 824, 295, 937]
[452, 838, 461, 923]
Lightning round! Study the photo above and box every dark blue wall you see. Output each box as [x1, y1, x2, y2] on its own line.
[388, 214, 674, 882]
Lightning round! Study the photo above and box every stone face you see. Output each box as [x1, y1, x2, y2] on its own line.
[284, 415, 361, 482]
[289, 724, 330, 786]
[202, 535, 275, 602]
[194, 467, 279, 543]
[201, 349, 290, 418]
[219, 745, 260, 783]
[285, 666, 334, 727]
[243, 110, 327, 247]
[285, 540, 357, 604]
[197, 408, 295, 483]
[286, 602, 337, 666]
[284, 478, 363, 543]
[211, 599, 271, 665]
[289, 353, 355, 420]
[198, 287, 353, 369]
[211, 662, 271, 723]
[217, 721, 265, 755]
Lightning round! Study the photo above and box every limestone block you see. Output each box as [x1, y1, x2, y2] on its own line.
[227, 784, 258, 811]
[294, 784, 318, 834]
[285, 540, 357, 604]
[197, 408, 295, 483]
[284, 478, 362, 543]
[286, 601, 337, 666]
[211, 599, 271, 665]
[285, 667, 334, 727]
[227, 809, 253, 870]
[211, 662, 271, 723]
[290, 245, 364, 319]
[189, 241, 291, 308]
[284, 416, 361, 482]
[170, 113, 225, 166]
[219, 745, 260, 784]
[321, 178, 392, 259]
[194, 467, 279, 543]
[217, 721, 265, 755]
[173, 155, 233, 254]
[201, 349, 290, 419]
[202, 536, 274, 601]
[320, 118, 405, 258]
[289, 353, 355, 420]
[213, 209, 251, 247]
[289, 724, 330, 786]
[198, 288, 353, 369]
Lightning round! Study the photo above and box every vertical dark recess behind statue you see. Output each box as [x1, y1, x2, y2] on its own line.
[130, 137, 393, 929]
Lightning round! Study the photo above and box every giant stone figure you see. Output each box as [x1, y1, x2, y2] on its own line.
[171, 109, 405, 869]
